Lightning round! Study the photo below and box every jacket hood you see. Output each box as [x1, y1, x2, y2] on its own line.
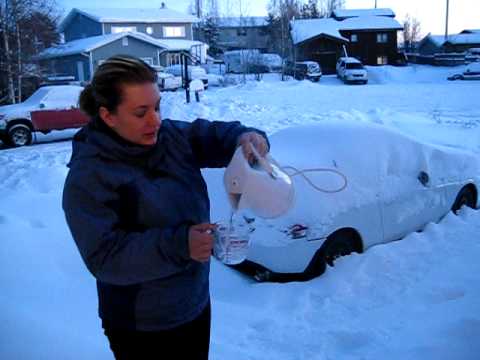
[68, 117, 166, 170]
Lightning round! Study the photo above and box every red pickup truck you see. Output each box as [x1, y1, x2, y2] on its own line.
[0, 85, 89, 147]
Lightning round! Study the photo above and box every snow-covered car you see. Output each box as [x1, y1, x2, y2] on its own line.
[0, 85, 88, 147]
[447, 62, 480, 81]
[336, 57, 368, 84]
[284, 61, 322, 81]
[259, 53, 283, 72]
[165, 65, 209, 89]
[208, 122, 479, 282]
[157, 72, 182, 91]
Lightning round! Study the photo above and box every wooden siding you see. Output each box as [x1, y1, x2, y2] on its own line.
[340, 30, 399, 65]
[39, 54, 90, 81]
[104, 22, 193, 40]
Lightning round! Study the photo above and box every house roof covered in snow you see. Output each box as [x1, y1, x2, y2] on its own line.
[291, 15, 403, 45]
[36, 32, 205, 60]
[461, 29, 480, 34]
[216, 17, 268, 28]
[59, 7, 199, 32]
[332, 8, 395, 19]
[446, 33, 480, 45]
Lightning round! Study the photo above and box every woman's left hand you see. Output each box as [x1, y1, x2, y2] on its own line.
[237, 132, 269, 164]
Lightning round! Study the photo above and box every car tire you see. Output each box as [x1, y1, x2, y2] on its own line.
[451, 186, 477, 214]
[7, 123, 33, 147]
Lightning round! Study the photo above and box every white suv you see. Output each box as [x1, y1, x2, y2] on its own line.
[336, 57, 368, 84]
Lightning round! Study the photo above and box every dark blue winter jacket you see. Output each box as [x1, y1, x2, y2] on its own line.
[62, 117, 268, 331]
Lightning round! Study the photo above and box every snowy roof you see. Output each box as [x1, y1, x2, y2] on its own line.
[425, 34, 447, 47]
[216, 17, 268, 28]
[37, 31, 207, 60]
[37, 32, 166, 59]
[461, 29, 480, 34]
[59, 7, 199, 32]
[446, 33, 480, 45]
[332, 8, 395, 19]
[291, 16, 403, 45]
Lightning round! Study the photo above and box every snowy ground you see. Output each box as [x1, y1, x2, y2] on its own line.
[1, 65, 479, 359]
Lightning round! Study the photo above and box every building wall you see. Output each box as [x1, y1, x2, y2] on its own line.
[418, 37, 442, 55]
[340, 30, 399, 65]
[201, 26, 269, 52]
[92, 36, 164, 70]
[444, 43, 480, 53]
[296, 37, 344, 74]
[39, 55, 91, 81]
[64, 13, 103, 42]
[104, 22, 193, 40]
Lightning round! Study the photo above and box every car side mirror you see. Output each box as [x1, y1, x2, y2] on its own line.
[39, 103, 46, 109]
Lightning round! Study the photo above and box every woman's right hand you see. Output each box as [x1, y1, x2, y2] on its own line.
[188, 223, 217, 262]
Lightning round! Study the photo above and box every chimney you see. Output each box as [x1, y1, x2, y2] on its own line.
[161, 2, 166, 9]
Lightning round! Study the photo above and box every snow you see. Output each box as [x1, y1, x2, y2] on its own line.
[68, 7, 198, 25]
[1, 65, 480, 359]
[291, 16, 402, 45]
[447, 33, 480, 45]
[332, 8, 395, 19]
[37, 32, 164, 59]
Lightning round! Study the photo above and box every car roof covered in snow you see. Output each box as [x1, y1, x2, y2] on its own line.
[338, 57, 362, 64]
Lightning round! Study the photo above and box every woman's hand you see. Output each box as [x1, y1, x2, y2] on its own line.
[188, 223, 217, 262]
[237, 132, 269, 164]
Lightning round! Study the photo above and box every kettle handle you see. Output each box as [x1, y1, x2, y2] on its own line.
[249, 142, 275, 177]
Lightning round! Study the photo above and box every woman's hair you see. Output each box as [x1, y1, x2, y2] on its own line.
[79, 55, 158, 117]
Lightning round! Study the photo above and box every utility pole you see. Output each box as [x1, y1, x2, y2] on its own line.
[445, 0, 450, 41]
[375, 0, 377, 9]
[196, 0, 202, 18]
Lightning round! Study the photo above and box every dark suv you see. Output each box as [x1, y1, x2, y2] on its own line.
[284, 61, 322, 82]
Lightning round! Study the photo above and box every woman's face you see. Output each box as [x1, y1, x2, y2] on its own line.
[100, 82, 161, 146]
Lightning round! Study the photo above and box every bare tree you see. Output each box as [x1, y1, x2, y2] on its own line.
[0, 0, 60, 104]
[403, 14, 421, 52]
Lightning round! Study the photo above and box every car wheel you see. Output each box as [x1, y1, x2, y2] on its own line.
[451, 186, 477, 214]
[7, 123, 32, 147]
[322, 229, 362, 267]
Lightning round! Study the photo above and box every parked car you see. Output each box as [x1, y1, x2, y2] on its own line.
[0, 85, 88, 147]
[447, 62, 480, 81]
[223, 49, 261, 73]
[259, 53, 283, 72]
[157, 72, 182, 91]
[336, 57, 368, 84]
[284, 61, 322, 81]
[165, 65, 209, 89]
[208, 122, 479, 282]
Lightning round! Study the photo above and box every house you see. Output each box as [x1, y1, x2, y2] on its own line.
[36, 32, 208, 82]
[418, 29, 480, 55]
[291, 8, 403, 73]
[37, 6, 209, 81]
[59, 6, 199, 42]
[196, 16, 269, 53]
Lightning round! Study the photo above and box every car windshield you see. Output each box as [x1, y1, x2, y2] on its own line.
[23, 88, 50, 105]
[307, 63, 320, 73]
[346, 63, 364, 70]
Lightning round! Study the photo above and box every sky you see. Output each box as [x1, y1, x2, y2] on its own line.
[57, 0, 479, 37]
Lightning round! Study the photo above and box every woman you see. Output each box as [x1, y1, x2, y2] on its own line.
[62, 55, 269, 359]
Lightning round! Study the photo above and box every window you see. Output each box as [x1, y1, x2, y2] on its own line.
[140, 57, 154, 66]
[112, 26, 137, 34]
[377, 33, 388, 43]
[146, 26, 153, 35]
[122, 37, 128, 46]
[377, 56, 388, 65]
[167, 53, 182, 66]
[163, 26, 185, 38]
[351, 34, 358, 42]
[237, 28, 247, 36]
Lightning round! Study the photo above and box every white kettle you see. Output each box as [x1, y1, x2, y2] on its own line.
[224, 145, 295, 219]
